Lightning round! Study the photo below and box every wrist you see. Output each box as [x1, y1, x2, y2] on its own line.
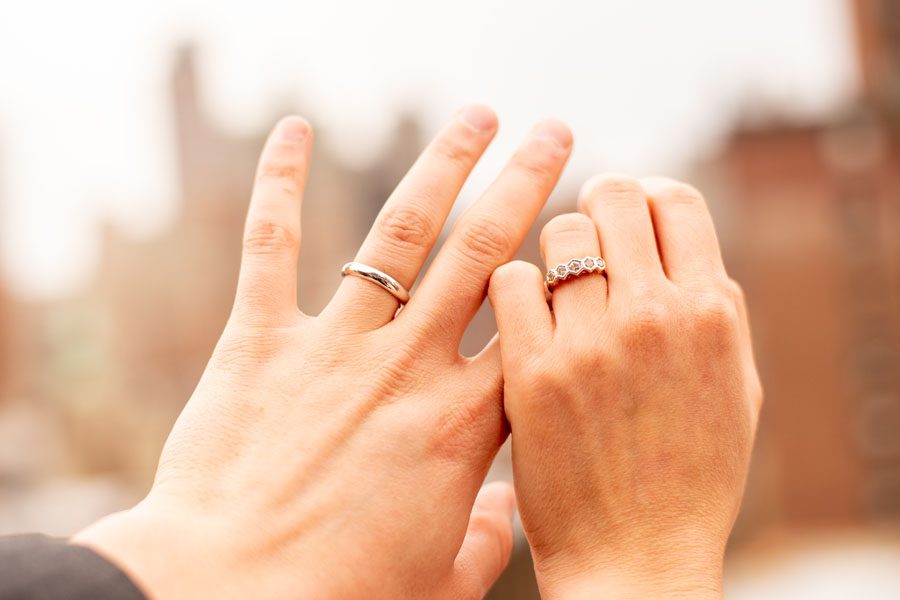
[71, 499, 230, 599]
[540, 569, 721, 600]
[534, 551, 724, 600]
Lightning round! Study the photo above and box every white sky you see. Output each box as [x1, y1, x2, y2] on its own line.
[0, 0, 856, 299]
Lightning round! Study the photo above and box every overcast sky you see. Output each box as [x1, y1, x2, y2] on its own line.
[0, 0, 856, 298]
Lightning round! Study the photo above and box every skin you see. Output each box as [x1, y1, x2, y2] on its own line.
[72, 106, 574, 599]
[488, 175, 762, 599]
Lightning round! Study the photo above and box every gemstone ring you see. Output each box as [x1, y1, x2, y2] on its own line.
[545, 256, 606, 290]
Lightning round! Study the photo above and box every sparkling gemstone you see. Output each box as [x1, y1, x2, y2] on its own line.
[547, 271, 558, 285]
[583, 257, 595, 270]
[556, 265, 568, 277]
[567, 259, 583, 274]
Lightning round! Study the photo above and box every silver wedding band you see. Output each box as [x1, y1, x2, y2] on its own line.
[546, 256, 606, 290]
[341, 262, 410, 304]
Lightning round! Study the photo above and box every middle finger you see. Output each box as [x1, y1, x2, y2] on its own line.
[408, 119, 573, 347]
[327, 105, 498, 329]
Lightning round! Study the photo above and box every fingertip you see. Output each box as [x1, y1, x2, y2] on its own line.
[453, 481, 517, 598]
[533, 118, 573, 151]
[458, 104, 499, 133]
[272, 115, 313, 143]
[489, 260, 552, 346]
[476, 480, 516, 517]
[489, 261, 544, 309]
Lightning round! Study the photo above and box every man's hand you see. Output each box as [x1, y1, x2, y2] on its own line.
[489, 175, 762, 599]
[73, 108, 573, 599]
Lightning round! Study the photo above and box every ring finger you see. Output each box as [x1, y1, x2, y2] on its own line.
[328, 105, 499, 329]
[540, 213, 607, 328]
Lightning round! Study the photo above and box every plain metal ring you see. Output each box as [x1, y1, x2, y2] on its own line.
[341, 261, 410, 304]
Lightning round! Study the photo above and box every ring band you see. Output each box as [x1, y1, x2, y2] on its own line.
[341, 261, 411, 304]
[546, 256, 606, 290]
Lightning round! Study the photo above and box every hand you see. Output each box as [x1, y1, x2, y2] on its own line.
[488, 175, 762, 599]
[73, 107, 574, 599]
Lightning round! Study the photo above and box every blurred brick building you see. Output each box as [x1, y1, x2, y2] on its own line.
[715, 0, 900, 536]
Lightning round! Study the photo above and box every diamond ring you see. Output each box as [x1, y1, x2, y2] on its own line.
[545, 256, 606, 290]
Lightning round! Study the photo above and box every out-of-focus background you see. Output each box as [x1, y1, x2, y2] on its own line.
[1, 0, 899, 597]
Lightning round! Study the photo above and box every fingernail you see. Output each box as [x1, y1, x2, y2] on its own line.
[533, 119, 572, 150]
[459, 104, 497, 133]
[277, 117, 310, 142]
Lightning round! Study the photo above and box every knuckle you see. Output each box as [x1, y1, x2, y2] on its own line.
[749, 374, 765, 411]
[490, 260, 541, 291]
[256, 159, 305, 188]
[526, 362, 560, 390]
[521, 359, 576, 406]
[690, 292, 740, 341]
[622, 299, 673, 353]
[755, 383, 765, 412]
[377, 204, 436, 251]
[629, 301, 669, 331]
[694, 291, 739, 322]
[243, 219, 298, 255]
[569, 335, 610, 368]
[586, 174, 645, 206]
[656, 180, 706, 206]
[491, 260, 542, 286]
[541, 213, 595, 245]
[513, 150, 560, 183]
[725, 278, 746, 305]
[456, 219, 512, 267]
[430, 135, 478, 171]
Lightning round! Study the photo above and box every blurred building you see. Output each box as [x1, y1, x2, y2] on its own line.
[0, 45, 423, 532]
[715, 0, 900, 536]
[73, 46, 422, 482]
[0, 1, 898, 595]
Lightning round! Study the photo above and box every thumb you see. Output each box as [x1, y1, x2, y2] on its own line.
[450, 481, 517, 599]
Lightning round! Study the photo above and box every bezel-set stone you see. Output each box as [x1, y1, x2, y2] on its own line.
[546, 256, 606, 289]
[567, 258, 583, 274]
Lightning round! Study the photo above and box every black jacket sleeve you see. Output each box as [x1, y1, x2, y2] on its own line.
[0, 534, 146, 600]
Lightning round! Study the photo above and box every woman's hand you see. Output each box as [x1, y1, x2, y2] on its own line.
[489, 175, 762, 599]
[73, 107, 573, 599]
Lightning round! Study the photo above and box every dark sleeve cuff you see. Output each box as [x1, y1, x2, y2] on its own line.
[0, 534, 146, 600]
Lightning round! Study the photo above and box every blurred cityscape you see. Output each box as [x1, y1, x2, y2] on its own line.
[1, 0, 899, 597]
